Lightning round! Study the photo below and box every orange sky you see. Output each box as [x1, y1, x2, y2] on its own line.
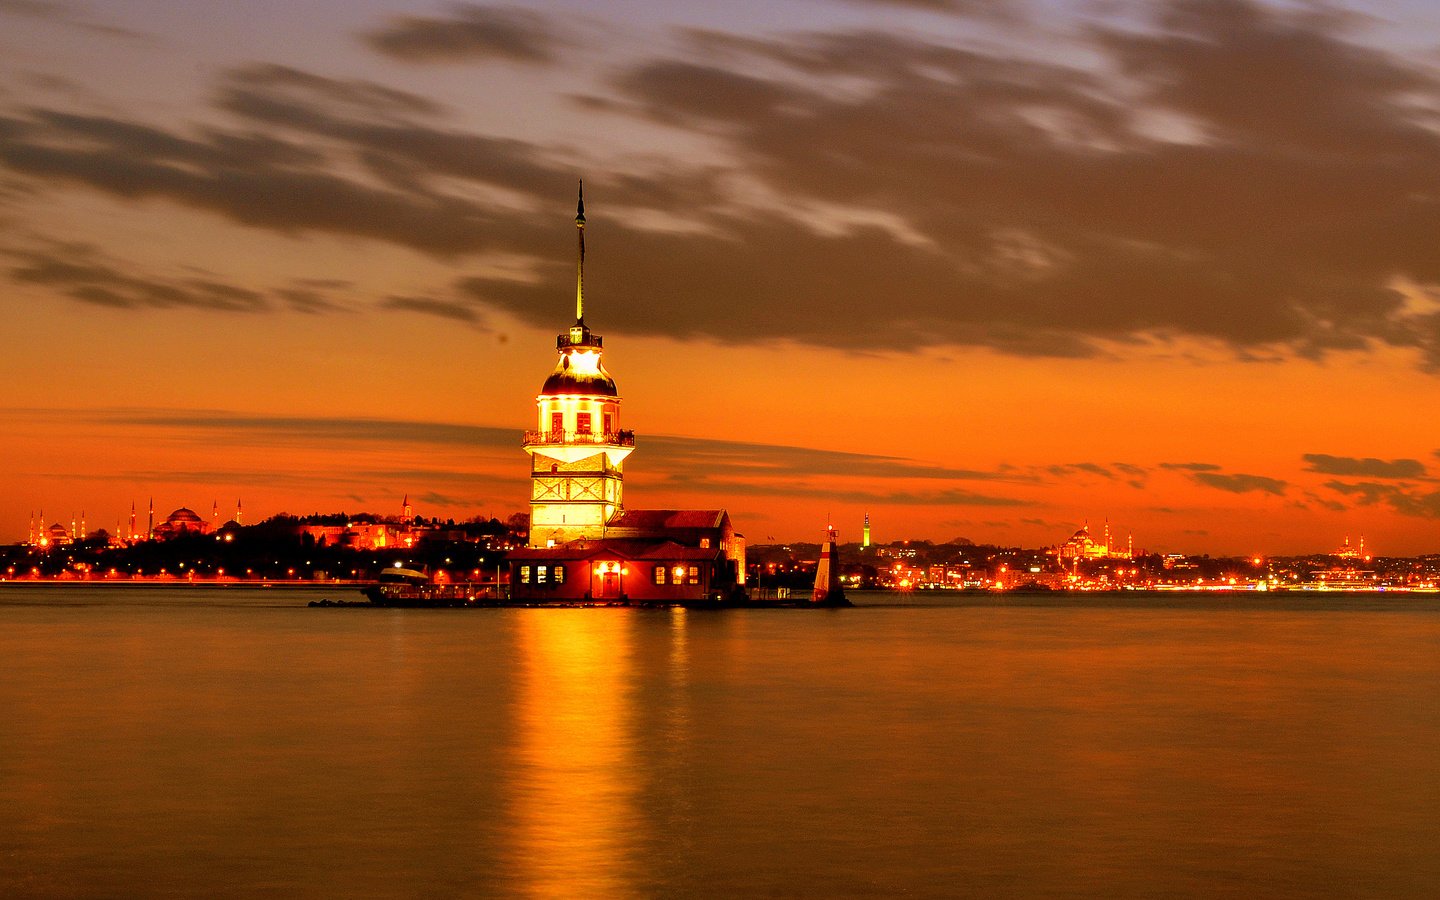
[1, 0, 1439, 554]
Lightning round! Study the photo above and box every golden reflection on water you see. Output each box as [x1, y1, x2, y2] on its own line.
[506, 610, 638, 898]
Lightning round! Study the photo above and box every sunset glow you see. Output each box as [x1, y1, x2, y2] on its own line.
[2, 0, 1439, 555]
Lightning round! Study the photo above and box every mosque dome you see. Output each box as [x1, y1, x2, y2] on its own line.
[166, 508, 204, 526]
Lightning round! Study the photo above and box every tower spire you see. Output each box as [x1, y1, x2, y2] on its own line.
[575, 180, 586, 324]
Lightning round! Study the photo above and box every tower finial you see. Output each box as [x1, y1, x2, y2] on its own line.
[575, 180, 586, 324]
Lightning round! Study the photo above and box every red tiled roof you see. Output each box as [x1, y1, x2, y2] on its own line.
[607, 509, 727, 530]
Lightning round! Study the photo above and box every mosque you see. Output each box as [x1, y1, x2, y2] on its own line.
[506, 189, 747, 602]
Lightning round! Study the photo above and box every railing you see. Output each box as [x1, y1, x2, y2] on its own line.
[523, 429, 635, 447]
[558, 333, 602, 350]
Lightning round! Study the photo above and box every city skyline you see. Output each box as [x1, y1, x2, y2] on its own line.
[3, 0, 1440, 555]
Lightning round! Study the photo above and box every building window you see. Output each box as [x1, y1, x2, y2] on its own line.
[577, 412, 592, 434]
[551, 412, 563, 434]
[687, 566, 700, 585]
[520, 566, 531, 584]
[653, 565, 666, 585]
[603, 413, 614, 434]
[554, 565, 565, 584]
[537, 565, 548, 584]
[700, 538, 711, 549]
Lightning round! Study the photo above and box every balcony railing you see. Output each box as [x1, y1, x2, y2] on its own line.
[523, 429, 635, 447]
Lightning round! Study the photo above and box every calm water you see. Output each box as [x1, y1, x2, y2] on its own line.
[1, 587, 1438, 898]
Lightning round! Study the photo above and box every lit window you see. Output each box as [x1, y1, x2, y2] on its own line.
[537, 565, 547, 584]
[554, 565, 565, 584]
[700, 538, 711, 549]
[576, 412, 592, 434]
[653, 566, 666, 585]
[687, 566, 700, 585]
[603, 413, 614, 434]
[520, 566, 531, 584]
[551, 412, 563, 434]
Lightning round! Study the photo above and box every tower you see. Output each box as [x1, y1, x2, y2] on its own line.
[403, 494, 412, 522]
[236, 498, 243, 525]
[147, 498, 154, 541]
[522, 183, 633, 548]
[862, 512, 871, 549]
[129, 501, 137, 541]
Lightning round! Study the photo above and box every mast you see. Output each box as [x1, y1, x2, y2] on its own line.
[575, 181, 586, 323]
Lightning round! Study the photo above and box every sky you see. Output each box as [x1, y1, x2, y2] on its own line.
[2, 0, 1440, 555]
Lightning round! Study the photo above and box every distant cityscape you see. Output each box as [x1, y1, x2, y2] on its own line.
[5, 501, 1438, 593]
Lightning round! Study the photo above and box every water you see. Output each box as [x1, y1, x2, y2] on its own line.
[2, 586, 1438, 898]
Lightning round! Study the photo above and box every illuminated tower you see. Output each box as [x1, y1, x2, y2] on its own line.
[403, 494, 412, 522]
[862, 512, 871, 549]
[129, 501, 137, 541]
[236, 498, 243, 525]
[28, 511, 35, 546]
[523, 184, 633, 548]
[147, 498, 154, 541]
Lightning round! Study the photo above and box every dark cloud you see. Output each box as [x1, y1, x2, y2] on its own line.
[4, 242, 267, 312]
[1302, 453, 1426, 479]
[362, 4, 563, 64]
[5, 2, 1440, 367]
[1193, 471, 1287, 495]
[95, 410, 1031, 506]
[580, 2, 1440, 364]
[841, 0, 1021, 17]
[0, 0, 146, 38]
[381, 295, 484, 324]
[1161, 462, 1222, 472]
[1323, 480, 1440, 518]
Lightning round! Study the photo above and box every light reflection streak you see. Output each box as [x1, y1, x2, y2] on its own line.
[506, 611, 638, 898]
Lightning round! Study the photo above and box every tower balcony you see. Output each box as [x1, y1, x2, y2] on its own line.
[523, 429, 635, 448]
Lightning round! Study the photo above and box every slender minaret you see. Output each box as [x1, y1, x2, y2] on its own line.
[129, 501, 137, 541]
[522, 183, 632, 548]
[212, 500, 219, 529]
[236, 498, 243, 525]
[71, 513, 77, 543]
[403, 494, 412, 522]
[147, 498, 154, 541]
[80, 510, 86, 541]
[862, 512, 871, 549]
[28, 511, 35, 546]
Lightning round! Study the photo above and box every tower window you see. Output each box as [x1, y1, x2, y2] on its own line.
[577, 412, 592, 434]
[551, 412, 563, 435]
[603, 413, 614, 434]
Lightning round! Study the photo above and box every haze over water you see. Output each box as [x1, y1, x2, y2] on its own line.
[2, 588, 1437, 898]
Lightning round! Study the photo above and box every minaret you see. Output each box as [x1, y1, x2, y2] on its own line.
[80, 510, 86, 542]
[862, 512, 871, 549]
[28, 511, 35, 546]
[403, 494, 412, 522]
[129, 501, 137, 541]
[212, 500, 219, 529]
[236, 498, 243, 525]
[522, 184, 633, 548]
[71, 513, 78, 543]
[147, 498, 154, 541]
